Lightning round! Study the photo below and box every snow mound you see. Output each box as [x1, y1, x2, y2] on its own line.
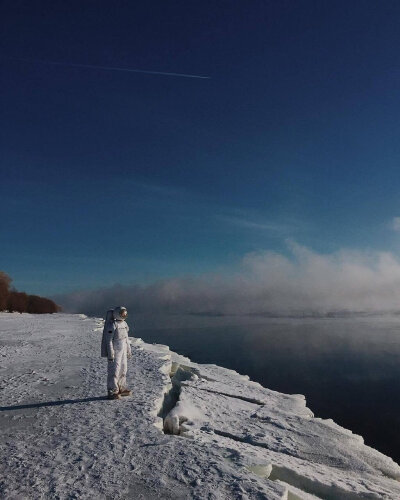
[0, 312, 399, 499]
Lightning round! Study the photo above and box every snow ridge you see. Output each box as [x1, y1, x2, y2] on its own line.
[160, 361, 400, 499]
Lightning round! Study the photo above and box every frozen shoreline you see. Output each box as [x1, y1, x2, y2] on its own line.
[1, 313, 399, 499]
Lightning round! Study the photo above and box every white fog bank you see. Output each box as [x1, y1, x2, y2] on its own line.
[56, 242, 400, 321]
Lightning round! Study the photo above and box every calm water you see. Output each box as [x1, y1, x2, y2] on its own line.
[134, 315, 400, 464]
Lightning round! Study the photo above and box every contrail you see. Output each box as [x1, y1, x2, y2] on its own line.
[7, 57, 211, 80]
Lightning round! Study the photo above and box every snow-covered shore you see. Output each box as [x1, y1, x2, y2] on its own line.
[1, 313, 399, 499]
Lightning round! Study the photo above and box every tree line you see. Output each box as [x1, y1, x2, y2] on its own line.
[0, 271, 60, 314]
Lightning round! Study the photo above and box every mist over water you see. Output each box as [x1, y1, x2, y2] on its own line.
[56, 243, 400, 320]
[134, 315, 400, 464]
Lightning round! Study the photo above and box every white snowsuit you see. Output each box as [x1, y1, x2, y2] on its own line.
[105, 319, 132, 395]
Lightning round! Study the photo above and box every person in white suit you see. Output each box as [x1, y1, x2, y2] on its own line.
[101, 306, 132, 400]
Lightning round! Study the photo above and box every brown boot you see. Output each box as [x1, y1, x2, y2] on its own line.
[119, 389, 132, 397]
[108, 392, 121, 400]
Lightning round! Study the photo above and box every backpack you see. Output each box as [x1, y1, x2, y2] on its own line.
[101, 309, 115, 357]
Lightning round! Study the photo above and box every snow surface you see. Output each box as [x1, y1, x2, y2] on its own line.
[1, 313, 400, 499]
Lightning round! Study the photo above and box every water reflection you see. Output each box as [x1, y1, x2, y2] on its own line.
[135, 315, 400, 463]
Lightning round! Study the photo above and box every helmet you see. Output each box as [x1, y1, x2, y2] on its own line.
[113, 306, 128, 321]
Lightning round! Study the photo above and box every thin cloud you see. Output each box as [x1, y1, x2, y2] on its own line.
[130, 181, 186, 197]
[217, 215, 291, 233]
[391, 217, 400, 232]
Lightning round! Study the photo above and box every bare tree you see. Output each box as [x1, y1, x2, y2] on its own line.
[0, 272, 11, 311]
[7, 291, 28, 313]
[0, 270, 60, 314]
[27, 295, 60, 314]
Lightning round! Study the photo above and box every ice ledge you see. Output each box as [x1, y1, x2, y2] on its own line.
[136, 337, 400, 499]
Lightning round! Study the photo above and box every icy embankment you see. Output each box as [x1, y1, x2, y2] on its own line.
[1, 313, 400, 499]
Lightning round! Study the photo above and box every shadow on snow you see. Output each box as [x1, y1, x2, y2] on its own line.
[0, 396, 108, 411]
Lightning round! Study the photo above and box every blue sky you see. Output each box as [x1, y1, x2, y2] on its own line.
[2, 1, 400, 296]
